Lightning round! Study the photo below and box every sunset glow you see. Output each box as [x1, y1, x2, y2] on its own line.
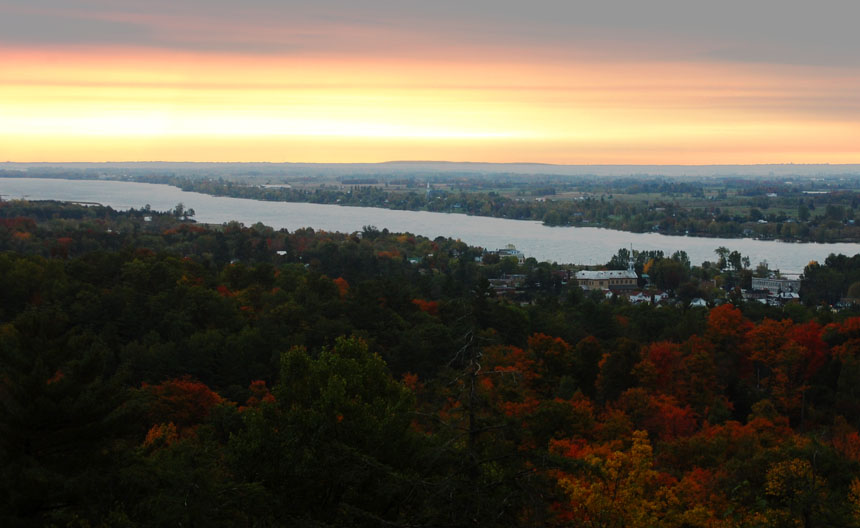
[1, 1, 858, 164]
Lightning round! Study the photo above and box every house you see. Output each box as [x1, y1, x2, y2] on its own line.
[489, 274, 526, 290]
[489, 274, 527, 298]
[689, 298, 708, 308]
[495, 244, 525, 264]
[628, 292, 650, 304]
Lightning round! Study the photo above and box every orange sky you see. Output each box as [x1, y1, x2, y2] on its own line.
[1, 2, 859, 164]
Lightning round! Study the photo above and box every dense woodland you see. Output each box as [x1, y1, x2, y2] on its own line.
[3, 201, 860, 527]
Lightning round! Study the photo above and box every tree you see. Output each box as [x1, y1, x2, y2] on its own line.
[764, 458, 826, 527]
[555, 431, 694, 527]
[650, 258, 688, 291]
[728, 250, 743, 271]
[0, 322, 138, 525]
[227, 336, 427, 526]
[715, 247, 730, 270]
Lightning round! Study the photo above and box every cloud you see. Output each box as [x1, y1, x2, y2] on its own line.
[0, 11, 152, 47]
[2, 0, 860, 66]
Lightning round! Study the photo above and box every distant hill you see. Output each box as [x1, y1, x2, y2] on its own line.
[3, 161, 859, 179]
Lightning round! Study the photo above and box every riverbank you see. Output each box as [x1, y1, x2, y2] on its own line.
[2, 177, 858, 271]
[6, 172, 858, 244]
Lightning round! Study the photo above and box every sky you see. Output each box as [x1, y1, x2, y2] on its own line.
[1, 0, 859, 164]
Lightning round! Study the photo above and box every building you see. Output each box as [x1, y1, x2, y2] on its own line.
[575, 269, 638, 291]
[495, 244, 525, 264]
[751, 276, 801, 295]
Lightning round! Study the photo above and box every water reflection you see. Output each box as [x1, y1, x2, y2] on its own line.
[2, 177, 858, 272]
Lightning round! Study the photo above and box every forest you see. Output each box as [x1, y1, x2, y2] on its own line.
[2, 200, 860, 527]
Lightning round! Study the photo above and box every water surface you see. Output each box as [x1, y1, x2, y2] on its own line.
[2, 177, 858, 272]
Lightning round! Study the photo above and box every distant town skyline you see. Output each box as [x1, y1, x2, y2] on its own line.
[2, 0, 859, 164]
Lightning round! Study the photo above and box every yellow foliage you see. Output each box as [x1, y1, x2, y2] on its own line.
[557, 431, 685, 527]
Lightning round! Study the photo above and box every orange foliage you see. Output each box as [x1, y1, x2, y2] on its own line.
[487, 346, 538, 383]
[706, 303, 752, 341]
[693, 416, 793, 460]
[333, 277, 350, 299]
[744, 318, 792, 365]
[143, 422, 179, 448]
[402, 372, 423, 392]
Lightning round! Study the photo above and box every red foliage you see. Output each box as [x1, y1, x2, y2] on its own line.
[527, 333, 571, 359]
[835, 317, 860, 337]
[502, 397, 540, 417]
[834, 431, 860, 463]
[790, 321, 829, 379]
[678, 467, 716, 506]
[142, 376, 224, 428]
[645, 341, 682, 388]
[644, 394, 698, 441]
[46, 369, 64, 385]
[548, 437, 588, 459]
[410, 299, 438, 317]
[242, 380, 275, 410]
[162, 224, 207, 236]
[0, 217, 36, 231]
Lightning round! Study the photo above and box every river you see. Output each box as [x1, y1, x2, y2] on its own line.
[2, 177, 858, 272]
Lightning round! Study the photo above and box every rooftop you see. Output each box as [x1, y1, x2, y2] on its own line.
[575, 270, 638, 280]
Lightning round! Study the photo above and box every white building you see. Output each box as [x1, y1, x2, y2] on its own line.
[751, 276, 801, 294]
